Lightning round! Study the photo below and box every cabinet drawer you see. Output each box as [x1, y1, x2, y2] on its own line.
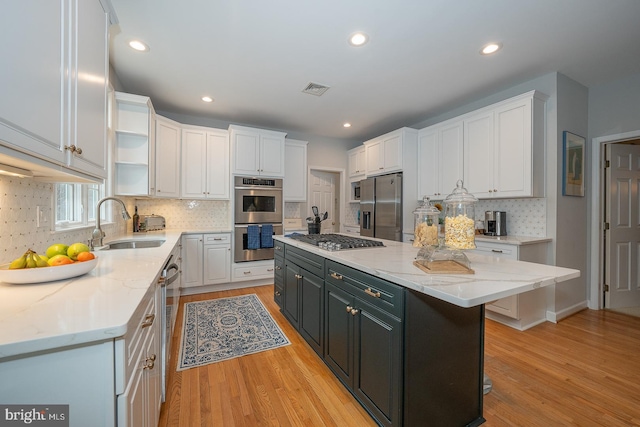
[285, 245, 325, 279]
[274, 255, 284, 278]
[326, 260, 404, 318]
[115, 284, 156, 394]
[486, 295, 520, 319]
[203, 233, 231, 245]
[233, 263, 276, 280]
[274, 242, 285, 256]
[474, 242, 517, 259]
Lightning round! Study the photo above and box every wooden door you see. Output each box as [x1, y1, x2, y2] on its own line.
[309, 170, 337, 232]
[605, 143, 640, 308]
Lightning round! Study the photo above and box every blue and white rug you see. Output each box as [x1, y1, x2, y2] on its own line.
[177, 294, 290, 371]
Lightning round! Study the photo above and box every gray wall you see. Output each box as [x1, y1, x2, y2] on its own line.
[555, 74, 589, 314]
[589, 73, 640, 139]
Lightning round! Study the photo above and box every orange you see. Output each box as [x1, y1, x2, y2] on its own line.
[48, 254, 74, 266]
[76, 251, 95, 262]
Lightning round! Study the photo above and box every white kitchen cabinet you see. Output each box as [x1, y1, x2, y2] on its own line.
[114, 92, 156, 196]
[230, 125, 286, 177]
[116, 281, 161, 427]
[181, 234, 204, 289]
[181, 127, 230, 199]
[204, 234, 232, 285]
[348, 145, 366, 178]
[154, 116, 181, 198]
[418, 119, 464, 199]
[284, 139, 308, 201]
[0, 0, 114, 181]
[182, 233, 231, 289]
[464, 91, 546, 199]
[364, 127, 417, 177]
[232, 260, 276, 282]
[475, 239, 550, 330]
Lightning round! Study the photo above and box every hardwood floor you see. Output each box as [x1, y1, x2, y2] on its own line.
[160, 285, 640, 426]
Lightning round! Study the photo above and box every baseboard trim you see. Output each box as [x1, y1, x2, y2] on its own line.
[180, 279, 273, 296]
[546, 300, 589, 323]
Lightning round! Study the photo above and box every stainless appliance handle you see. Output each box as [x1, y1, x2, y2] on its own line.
[234, 186, 282, 191]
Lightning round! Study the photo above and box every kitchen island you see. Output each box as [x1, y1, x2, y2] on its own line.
[273, 234, 579, 427]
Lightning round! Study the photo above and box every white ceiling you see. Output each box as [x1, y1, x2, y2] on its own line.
[109, 0, 640, 142]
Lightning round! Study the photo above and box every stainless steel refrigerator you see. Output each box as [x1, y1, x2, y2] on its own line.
[360, 172, 403, 241]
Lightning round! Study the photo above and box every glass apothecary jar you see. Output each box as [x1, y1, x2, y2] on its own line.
[413, 197, 441, 249]
[443, 180, 478, 250]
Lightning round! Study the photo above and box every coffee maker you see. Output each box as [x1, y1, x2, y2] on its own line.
[484, 211, 507, 236]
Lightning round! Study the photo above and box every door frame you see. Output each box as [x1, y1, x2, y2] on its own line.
[589, 129, 640, 309]
[308, 165, 346, 234]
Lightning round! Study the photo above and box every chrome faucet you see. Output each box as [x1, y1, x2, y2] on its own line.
[91, 197, 131, 249]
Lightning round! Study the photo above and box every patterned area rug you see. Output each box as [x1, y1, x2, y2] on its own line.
[177, 294, 290, 371]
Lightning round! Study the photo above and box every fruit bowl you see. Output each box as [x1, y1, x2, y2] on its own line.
[0, 257, 98, 285]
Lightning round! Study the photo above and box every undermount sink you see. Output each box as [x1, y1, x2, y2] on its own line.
[100, 239, 166, 250]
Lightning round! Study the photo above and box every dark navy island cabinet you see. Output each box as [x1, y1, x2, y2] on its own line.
[276, 242, 485, 427]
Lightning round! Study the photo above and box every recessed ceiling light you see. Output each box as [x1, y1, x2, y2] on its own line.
[480, 43, 502, 55]
[128, 40, 149, 52]
[349, 32, 369, 47]
[343, 123, 352, 128]
[201, 96, 213, 103]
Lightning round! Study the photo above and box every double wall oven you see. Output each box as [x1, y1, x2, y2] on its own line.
[234, 176, 283, 262]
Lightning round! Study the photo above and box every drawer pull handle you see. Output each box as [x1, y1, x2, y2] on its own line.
[143, 354, 156, 370]
[141, 314, 155, 328]
[330, 272, 343, 280]
[491, 249, 504, 253]
[213, 238, 223, 241]
[275, 246, 282, 250]
[295, 274, 303, 279]
[244, 271, 252, 275]
[364, 288, 381, 298]
[267, 268, 274, 272]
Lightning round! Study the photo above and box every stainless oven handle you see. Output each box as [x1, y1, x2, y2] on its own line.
[234, 186, 282, 191]
[158, 263, 179, 287]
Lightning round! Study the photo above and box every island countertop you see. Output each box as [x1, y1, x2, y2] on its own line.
[274, 235, 580, 308]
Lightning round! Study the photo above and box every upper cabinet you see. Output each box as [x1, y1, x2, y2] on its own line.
[155, 116, 181, 198]
[418, 120, 464, 199]
[113, 92, 156, 196]
[181, 126, 230, 200]
[284, 139, 308, 202]
[0, 0, 115, 181]
[364, 128, 416, 177]
[463, 91, 547, 199]
[230, 125, 286, 177]
[348, 146, 366, 178]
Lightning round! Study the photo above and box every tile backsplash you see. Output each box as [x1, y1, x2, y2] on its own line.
[345, 197, 546, 237]
[0, 176, 124, 260]
[133, 198, 230, 230]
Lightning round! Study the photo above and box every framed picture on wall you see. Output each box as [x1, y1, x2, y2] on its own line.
[562, 131, 585, 197]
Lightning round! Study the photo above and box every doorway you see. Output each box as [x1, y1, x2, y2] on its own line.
[308, 169, 341, 233]
[591, 130, 640, 317]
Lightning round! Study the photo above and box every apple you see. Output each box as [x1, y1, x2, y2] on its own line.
[48, 254, 74, 266]
[67, 242, 90, 261]
[46, 243, 69, 259]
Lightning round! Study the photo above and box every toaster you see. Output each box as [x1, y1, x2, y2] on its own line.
[142, 215, 166, 231]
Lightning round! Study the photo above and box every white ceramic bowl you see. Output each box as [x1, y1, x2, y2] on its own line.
[0, 257, 98, 284]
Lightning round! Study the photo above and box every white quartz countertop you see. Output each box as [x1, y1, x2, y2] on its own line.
[0, 231, 184, 359]
[274, 235, 579, 308]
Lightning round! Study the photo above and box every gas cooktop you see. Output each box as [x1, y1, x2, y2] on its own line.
[287, 233, 385, 251]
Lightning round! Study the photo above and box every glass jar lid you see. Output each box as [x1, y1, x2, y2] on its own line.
[444, 180, 478, 205]
[413, 196, 441, 215]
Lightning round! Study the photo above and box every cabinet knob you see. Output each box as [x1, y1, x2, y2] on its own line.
[275, 291, 281, 296]
[64, 144, 82, 155]
[294, 274, 303, 279]
[346, 305, 353, 313]
[143, 354, 156, 370]
[275, 266, 281, 270]
[141, 314, 155, 328]
[350, 308, 359, 316]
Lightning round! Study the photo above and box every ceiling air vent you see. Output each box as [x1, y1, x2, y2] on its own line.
[302, 82, 330, 96]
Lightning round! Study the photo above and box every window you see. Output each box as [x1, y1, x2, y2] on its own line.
[54, 183, 104, 230]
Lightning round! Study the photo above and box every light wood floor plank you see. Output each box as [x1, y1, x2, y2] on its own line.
[159, 285, 640, 426]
